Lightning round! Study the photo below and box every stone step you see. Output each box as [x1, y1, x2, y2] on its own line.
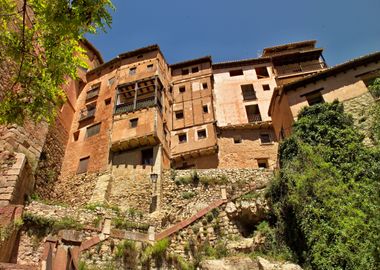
[89, 174, 112, 204]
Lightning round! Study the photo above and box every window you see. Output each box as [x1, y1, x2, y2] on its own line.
[255, 67, 269, 78]
[86, 123, 101, 138]
[108, 77, 115, 86]
[245, 105, 262, 122]
[130, 118, 138, 128]
[202, 83, 208, 89]
[260, 134, 271, 144]
[175, 110, 184, 119]
[105, 98, 111, 105]
[241, 84, 256, 100]
[191, 66, 199, 73]
[306, 92, 324, 106]
[86, 85, 100, 100]
[197, 129, 207, 139]
[257, 159, 268, 168]
[178, 133, 187, 143]
[129, 67, 136, 75]
[182, 69, 189, 75]
[147, 64, 154, 71]
[203, 105, 209, 113]
[229, 69, 243, 77]
[79, 103, 96, 121]
[233, 136, 242, 144]
[141, 148, 153, 165]
[77, 156, 90, 174]
[263, 84, 271, 91]
[73, 131, 80, 141]
[179, 86, 186, 93]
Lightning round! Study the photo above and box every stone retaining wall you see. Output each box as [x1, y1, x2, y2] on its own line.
[0, 153, 33, 207]
[159, 168, 272, 230]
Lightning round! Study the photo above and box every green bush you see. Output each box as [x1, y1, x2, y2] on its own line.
[269, 101, 380, 269]
[141, 238, 170, 266]
[112, 218, 150, 232]
[182, 191, 196, 199]
[23, 213, 83, 237]
[368, 77, 380, 98]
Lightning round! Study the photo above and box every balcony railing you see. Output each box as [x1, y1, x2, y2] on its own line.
[115, 96, 159, 114]
[79, 108, 96, 121]
[86, 88, 99, 100]
[248, 114, 262, 123]
[276, 62, 327, 76]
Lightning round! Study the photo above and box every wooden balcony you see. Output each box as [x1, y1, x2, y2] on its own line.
[79, 107, 96, 121]
[276, 62, 327, 77]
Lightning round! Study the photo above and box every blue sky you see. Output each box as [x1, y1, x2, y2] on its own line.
[86, 0, 380, 66]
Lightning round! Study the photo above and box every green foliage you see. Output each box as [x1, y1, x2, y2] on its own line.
[368, 77, 380, 98]
[241, 191, 260, 201]
[182, 191, 196, 199]
[23, 213, 83, 237]
[269, 101, 380, 269]
[199, 174, 228, 186]
[114, 240, 139, 269]
[0, 0, 114, 124]
[112, 217, 149, 232]
[84, 202, 120, 214]
[141, 238, 169, 267]
[175, 172, 228, 186]
[251, 221, 293, 261]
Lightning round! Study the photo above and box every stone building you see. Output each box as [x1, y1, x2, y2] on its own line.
[268, 51, 380, 140]
[58, 40, 330, 176]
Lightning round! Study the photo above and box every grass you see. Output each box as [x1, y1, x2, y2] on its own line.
[112, 217, 150, 232]
[84, 202, 120, 214]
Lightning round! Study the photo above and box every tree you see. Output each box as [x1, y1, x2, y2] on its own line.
[0, 0, 114, 124]
[269, 101, 380, 269]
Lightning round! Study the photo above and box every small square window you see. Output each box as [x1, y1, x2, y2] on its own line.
[130, 118, 138, 128]
[129, 67, 136, 75]
[86, 123, 101, 138]
[179, 86, 186, 93]
[77, 156, 90, 174]
[147, 64, 154, 71]
[263, 84, 270, 91]
[229, 69, 244, 77]
[73, 131, 80, 141]
[105, 98, 111, 105]
[178, 133, 187, 143]
[257, 159, 268, 168]
[233, 136, 242, 144]
[175, 110, 184, 119]
[203, 105, 208, 113]
[197, 129, 207, 139]
[182, 69, 189, 75]
[260, 134, 271, 144]
[192, 66, 199, 73]
[202, 83, 208, 89]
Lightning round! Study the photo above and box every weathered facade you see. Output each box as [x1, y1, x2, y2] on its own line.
[268, 51, 380, 140]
